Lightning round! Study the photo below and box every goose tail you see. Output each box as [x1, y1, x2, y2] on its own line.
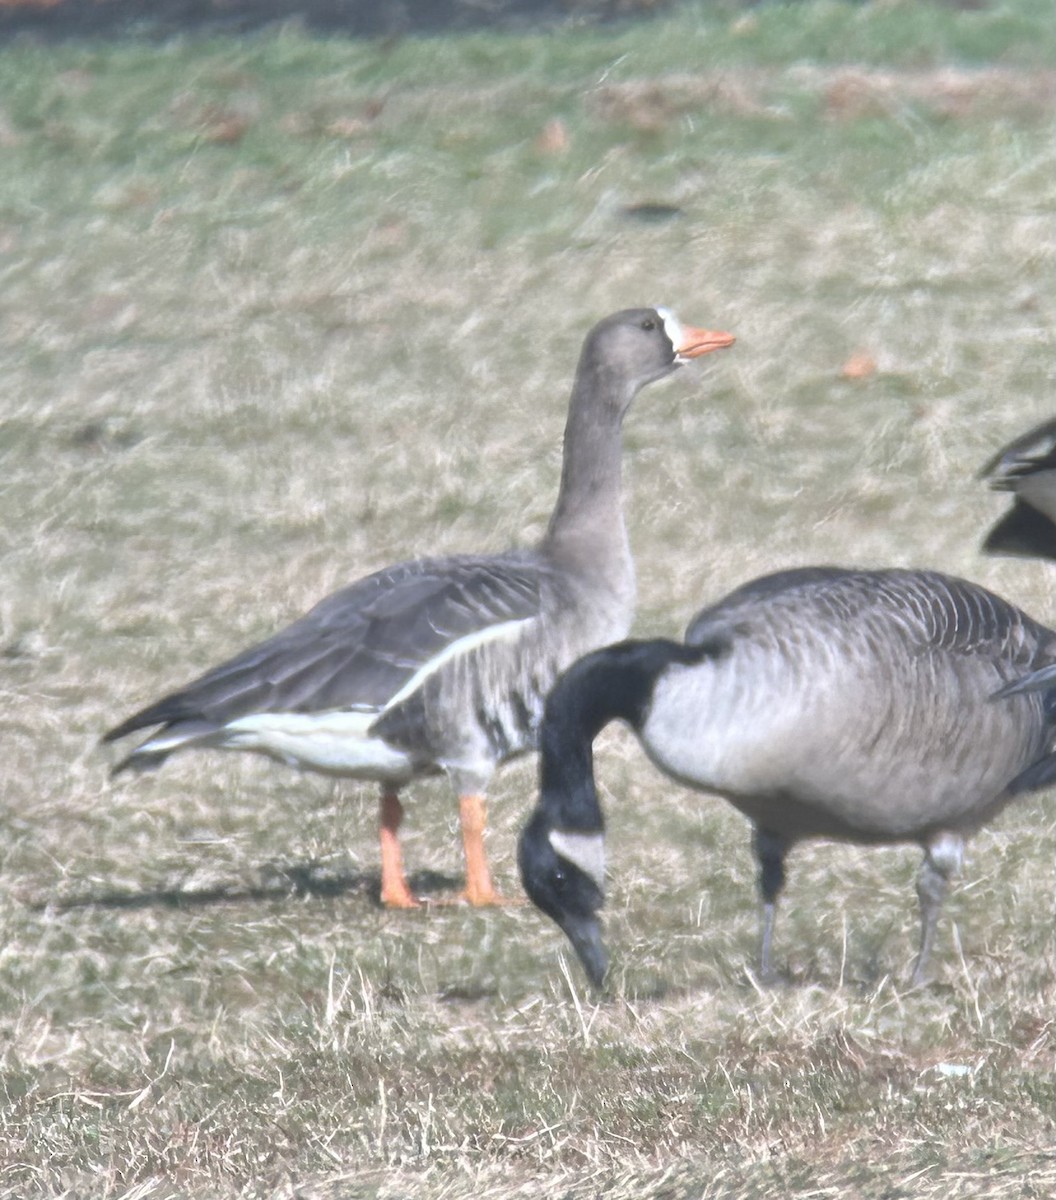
[105, 719, 223, 776]
[992, 663, 1056, 796]
[991, 663, 1056, 702]
[982, 500, 1056, 561]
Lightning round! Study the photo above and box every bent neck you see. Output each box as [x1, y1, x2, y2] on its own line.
[537, 639, 696, 833]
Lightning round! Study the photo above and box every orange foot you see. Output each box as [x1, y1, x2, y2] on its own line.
[379, 790, 420, 909]
[380, 882, 422, 909]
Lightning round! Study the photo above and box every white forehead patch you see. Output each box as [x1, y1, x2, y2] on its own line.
[548, 829, 606, 892]
[654, 306, 684, 358]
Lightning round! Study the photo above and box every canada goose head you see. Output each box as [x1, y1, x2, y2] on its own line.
[518, 639, 704, 987]
[575, 307, 735, 416]
[518, 810, 608, 988]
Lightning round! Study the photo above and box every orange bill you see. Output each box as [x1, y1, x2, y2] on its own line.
[675, 325, 736, 359]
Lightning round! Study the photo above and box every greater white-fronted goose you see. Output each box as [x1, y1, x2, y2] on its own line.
[980, 416, 1056, 559]
[104, 307, 735, 908]
[518, 566, 1056, 986]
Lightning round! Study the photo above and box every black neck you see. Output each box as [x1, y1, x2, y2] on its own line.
[537, 639, 704, 833]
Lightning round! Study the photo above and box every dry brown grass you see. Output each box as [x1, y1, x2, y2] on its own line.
[2, 2, 1056, 1196]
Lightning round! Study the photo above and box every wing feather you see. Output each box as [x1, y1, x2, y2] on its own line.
[105, 553, 546, 743]
[980, 416, 1056, 489]
[684, 566, 1056, 676]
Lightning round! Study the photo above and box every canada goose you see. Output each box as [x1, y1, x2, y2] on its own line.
[518, 566, 1056, 986]
[104, 307, 735, 908]
[980, 416, 1056, 560]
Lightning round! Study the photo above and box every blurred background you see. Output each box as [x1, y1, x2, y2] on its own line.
[1, 1, 1054, 1196]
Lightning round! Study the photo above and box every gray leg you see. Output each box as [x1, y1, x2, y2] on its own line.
[753, 826, 788, 984]
[912, 831, 964, 986]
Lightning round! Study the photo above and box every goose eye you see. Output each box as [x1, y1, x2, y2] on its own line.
[641, 317, 656, 331]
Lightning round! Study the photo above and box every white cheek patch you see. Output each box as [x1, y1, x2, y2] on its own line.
[548, 829, 606, 893]
[654, 305, 684, 359]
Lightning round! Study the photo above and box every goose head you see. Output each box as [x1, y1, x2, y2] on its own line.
[517, 639, 696, 987]
[575, 307, 735, 416]
[518, 810, 608, 987]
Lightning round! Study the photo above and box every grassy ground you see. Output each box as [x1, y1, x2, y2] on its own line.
[2, 1, 1056, 1195]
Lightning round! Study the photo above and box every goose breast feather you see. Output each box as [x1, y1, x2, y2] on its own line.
[370, 552, 633, 768]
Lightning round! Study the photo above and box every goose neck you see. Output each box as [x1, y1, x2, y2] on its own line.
[542, 365, 632, 572]
[538, 639, 688, 831]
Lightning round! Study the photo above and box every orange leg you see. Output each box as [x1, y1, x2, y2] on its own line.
[458, 793, 517, 907]
[379, 790, 419, 908]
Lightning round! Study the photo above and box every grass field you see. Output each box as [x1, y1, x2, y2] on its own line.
[2, 1, 1056, 1195]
